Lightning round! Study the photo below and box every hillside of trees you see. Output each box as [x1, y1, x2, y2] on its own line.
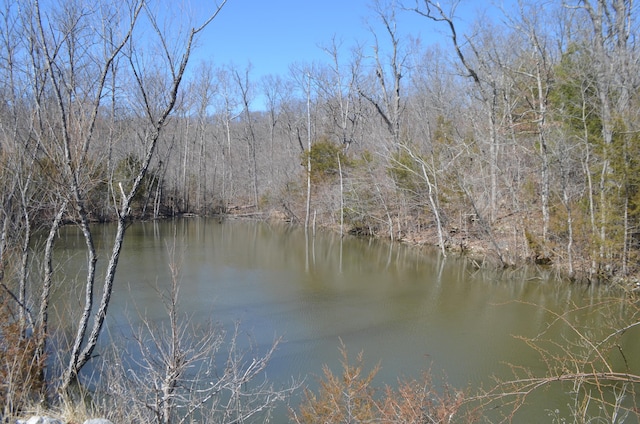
[2, 0, 639, 287]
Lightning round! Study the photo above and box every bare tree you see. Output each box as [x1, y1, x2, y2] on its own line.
[510, 1, 555, 246]
[574, 0, 638, 275]
[0, 0, 229, 396]
[69, 0, 227, 392]
[232, 64, 260, 208]
[262, 74, 283, 185]
[317, 36, 363, 149]
[359, 0, 410, 148]
[27, 0, 146, 390]
[102, 240, 296, 424]
[213, 66, 241, 206]
[412, 0, 506, 223]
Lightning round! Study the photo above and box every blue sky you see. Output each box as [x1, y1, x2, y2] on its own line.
[190, 0, 510, 81]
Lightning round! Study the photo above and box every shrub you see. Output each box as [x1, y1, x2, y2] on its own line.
[291, 342, 468, 424]
[301, 137, 350, 185]
[0, 301, 46, 418]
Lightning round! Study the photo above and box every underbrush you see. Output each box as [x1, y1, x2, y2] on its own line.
[291, 342, 471, 424]
[0, 301, 46, 419]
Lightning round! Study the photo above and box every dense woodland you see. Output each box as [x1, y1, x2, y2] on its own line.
[1, 0, 640, 421]
[2, 0, 640, 280]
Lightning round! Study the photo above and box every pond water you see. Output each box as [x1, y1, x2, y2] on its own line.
[50, 218, 640, 422]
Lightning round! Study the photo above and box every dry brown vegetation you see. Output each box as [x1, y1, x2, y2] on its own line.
[0, 302, 46, 418]
[291, 342, 471, 424]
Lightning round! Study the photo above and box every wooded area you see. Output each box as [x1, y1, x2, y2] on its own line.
[0, 0, 639, 418]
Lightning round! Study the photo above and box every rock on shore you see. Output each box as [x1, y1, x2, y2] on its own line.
[16, 417, 114, 424]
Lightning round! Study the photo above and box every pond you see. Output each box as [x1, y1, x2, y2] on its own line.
[50, 218, 640, 422]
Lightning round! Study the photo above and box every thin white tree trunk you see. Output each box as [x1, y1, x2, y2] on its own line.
[338, 152, 344, 238]
[305, 73, 312, 230]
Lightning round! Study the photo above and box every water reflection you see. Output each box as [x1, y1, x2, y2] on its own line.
[47, 218, 639, 422]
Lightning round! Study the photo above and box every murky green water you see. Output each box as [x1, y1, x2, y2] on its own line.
[50, 218, 640, 422]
